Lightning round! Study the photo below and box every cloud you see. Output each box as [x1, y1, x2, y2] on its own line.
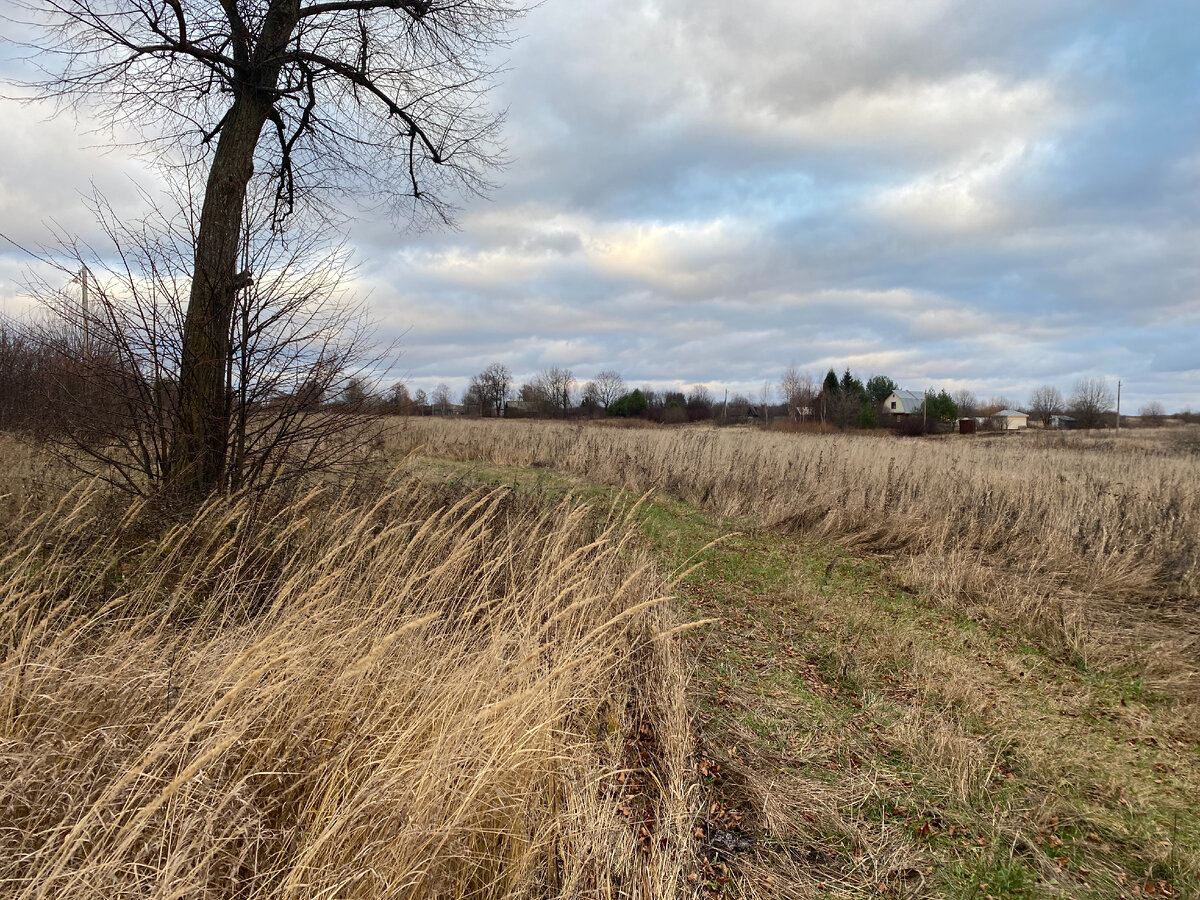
[0, 99, 153, 249]
[2, 0, 1199, 412]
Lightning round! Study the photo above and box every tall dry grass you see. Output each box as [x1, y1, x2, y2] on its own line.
[390, 419, 1200, 689]
[0, 473, 693, 898]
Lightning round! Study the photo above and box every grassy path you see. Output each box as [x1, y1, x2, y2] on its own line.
[414, 457, 1200, 899]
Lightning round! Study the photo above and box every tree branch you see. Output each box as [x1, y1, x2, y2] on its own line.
[294, 49, 442, 162]
[298, 0, 429, 20]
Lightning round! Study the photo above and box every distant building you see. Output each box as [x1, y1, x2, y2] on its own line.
[882, 390, 925, 422]
[503, 400, 536, 417]
[994, 409, 1028, 431]
[1048, 414, 1076, 429]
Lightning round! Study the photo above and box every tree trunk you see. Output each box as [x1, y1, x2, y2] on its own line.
[167, 97, 267, 496]
[165, 0, 299, 497]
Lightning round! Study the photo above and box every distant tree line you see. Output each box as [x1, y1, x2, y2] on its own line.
[435, 364, 1189, 433]
[7, 329, 1190, 444]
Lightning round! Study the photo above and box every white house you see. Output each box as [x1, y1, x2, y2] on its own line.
[882, 390, 925, 422]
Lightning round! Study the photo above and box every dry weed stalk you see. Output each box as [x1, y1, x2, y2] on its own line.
[0, 475, 692, 898]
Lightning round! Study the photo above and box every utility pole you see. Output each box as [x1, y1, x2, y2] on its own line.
[79, 265, 91, 355]
[1116, 379, 1121, 435]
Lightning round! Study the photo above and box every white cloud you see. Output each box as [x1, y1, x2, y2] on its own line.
[0, 99, 153, 248]
[868, 140, 1035, 234]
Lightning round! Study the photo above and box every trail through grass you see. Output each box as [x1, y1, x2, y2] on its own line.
[422, 455, 1200, 900]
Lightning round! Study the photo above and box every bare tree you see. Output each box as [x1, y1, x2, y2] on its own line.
[1070, 377, 1115, 429]
[979, 396, 1014, 416]
[21, 184, 387, 495]
[1028, 385, 1064, 427]
[469, 363, 512, 417]
[20, 0, 525, 496]
[532, 367, 574, 418]
[780, 366, 817, 420]
[1139, 401, 1166, 427]
[0, 318, 44, 431]
[590, 370, 625, 411]
[683, 385, 712, 421]
[518, 378, 550, 415]
[725, 393, 750, 422]
[758, 380, 775, 425]
[952, 389, 979, 418]
[580, 381, 601, 414]
[432, 383, 452, 415]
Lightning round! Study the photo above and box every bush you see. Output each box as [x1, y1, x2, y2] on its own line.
[896, 416, 936, 437]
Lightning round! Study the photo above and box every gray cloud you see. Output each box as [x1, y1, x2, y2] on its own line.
[2, 0, 1198, 411]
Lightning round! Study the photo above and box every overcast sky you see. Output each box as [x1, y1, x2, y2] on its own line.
[2, 1, 1199, 410]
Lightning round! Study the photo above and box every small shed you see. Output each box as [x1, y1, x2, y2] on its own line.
[958, 417, 976, 434]
[995, 409, 1028, 431]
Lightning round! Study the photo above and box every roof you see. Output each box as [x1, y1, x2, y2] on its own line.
[996, 409, 1027, 417]
[887, 390, 925, 414]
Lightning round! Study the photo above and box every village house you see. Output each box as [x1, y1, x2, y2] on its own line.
[882, 390, 925, 423]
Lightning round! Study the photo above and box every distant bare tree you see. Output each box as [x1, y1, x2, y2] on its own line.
[1028, 385, 1064, 427]
[534, 367, 575, 418]
[759, 380, 775, 424]
[461, 382, 482, 414]
[590, 370, 625, 411]
[388, 382, 411, 414]
[1070, 378, 1115, 429]
[685, 385, 713, 421]
[469, 363, 512, 416]
[20, 0, 525, 496]
[979, 396, 1014, 416]
[1139, 401, 1166, 427]
[432, 383, 453, 415]
[518, 379, 550, 415]
[580, 381, 601, 414]
[952, 389, 979, 418]
[781, 366, 817, 420]
[726, 393, 751, 422]
[0, 318, 44, 431]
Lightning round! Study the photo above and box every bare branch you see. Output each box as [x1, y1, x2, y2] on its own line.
[298, 0, 429, 19]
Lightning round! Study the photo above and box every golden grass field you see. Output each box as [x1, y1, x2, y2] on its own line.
[0, 460, 692, 897]
[2, 421, 1198, 898]
[390, 420, 1200, 695]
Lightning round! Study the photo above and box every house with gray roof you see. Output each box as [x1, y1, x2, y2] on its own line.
[882, 390, 925, 422]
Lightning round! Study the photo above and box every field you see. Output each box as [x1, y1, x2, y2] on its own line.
[391, 420, 1200, 692]
[2, 421, 1198, 898]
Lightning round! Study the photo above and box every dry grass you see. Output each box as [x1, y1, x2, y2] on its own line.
[593, 484, 1200, 899]
[5, 418, 1197, 898]
[0, 470, 694, 898]
[389, 420, 1200, 692]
